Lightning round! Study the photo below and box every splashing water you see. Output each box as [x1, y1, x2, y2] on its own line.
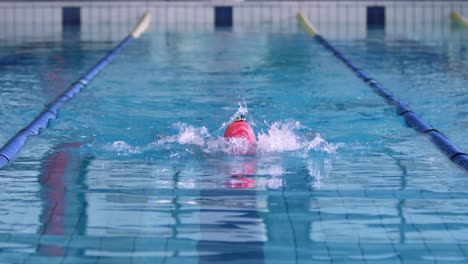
[103, 108, 339, 189]
[105, 103, 339, 158]
[105, 140, 142, 155]
[157, 123, 210, 146]
[256, 121, 303, 153]
[152, 119, 339, 156]
[219, 101, 251, 132]
[105, 119, 338, 157]
[257, 120, 339, 155]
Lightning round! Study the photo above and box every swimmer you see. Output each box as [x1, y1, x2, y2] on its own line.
[224, 115, 256, 144]
[223, 115, 256, 155]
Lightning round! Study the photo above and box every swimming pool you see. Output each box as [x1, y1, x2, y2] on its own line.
[1, 18, 468, 264]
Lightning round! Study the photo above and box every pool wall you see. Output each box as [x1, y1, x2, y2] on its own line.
[0, 1, 467, 42]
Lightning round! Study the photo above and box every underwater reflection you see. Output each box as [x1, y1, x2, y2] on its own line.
[199, 159, 266, 264]
[307, 157, 332, 190]
[38, 142, 92, 257]
[224, 158, 257, 189]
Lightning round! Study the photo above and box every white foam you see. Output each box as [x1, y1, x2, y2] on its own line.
[157, 123, 210, 146]
[155, 119, 339, 157]
[106, 140, 142, 155]
[218, 101, 252, 132]
[256, 121, 303, 153]
[256, 121, 339, 155]
[105, 103, 340, 159]
[205, 137, 254, 156]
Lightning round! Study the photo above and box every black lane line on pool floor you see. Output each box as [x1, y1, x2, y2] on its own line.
[0, 13, 151, 169]
[297, 12, 468, 172]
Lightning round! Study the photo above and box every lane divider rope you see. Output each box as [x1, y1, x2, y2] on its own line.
[451, 11, 468, 27]
[0, 13, 152, 169]
[297, 12, 468, 171]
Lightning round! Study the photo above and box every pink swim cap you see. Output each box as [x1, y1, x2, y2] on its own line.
[223, 116, 256, 144]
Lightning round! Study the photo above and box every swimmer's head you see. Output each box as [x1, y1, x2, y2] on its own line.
[235, 115, 246, 122]
[224, 115, 256, 145]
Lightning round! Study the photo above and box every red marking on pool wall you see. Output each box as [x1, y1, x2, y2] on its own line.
[38, 142, 84, 257]
[38, 148, 68, 256]
[224, 120, 256, 144]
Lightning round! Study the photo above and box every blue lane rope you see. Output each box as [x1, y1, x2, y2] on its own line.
[297, 13, 468, 172]
[0, 13, 152, 169]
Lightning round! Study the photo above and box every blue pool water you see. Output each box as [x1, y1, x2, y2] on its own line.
[1, 23, 468, 263]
